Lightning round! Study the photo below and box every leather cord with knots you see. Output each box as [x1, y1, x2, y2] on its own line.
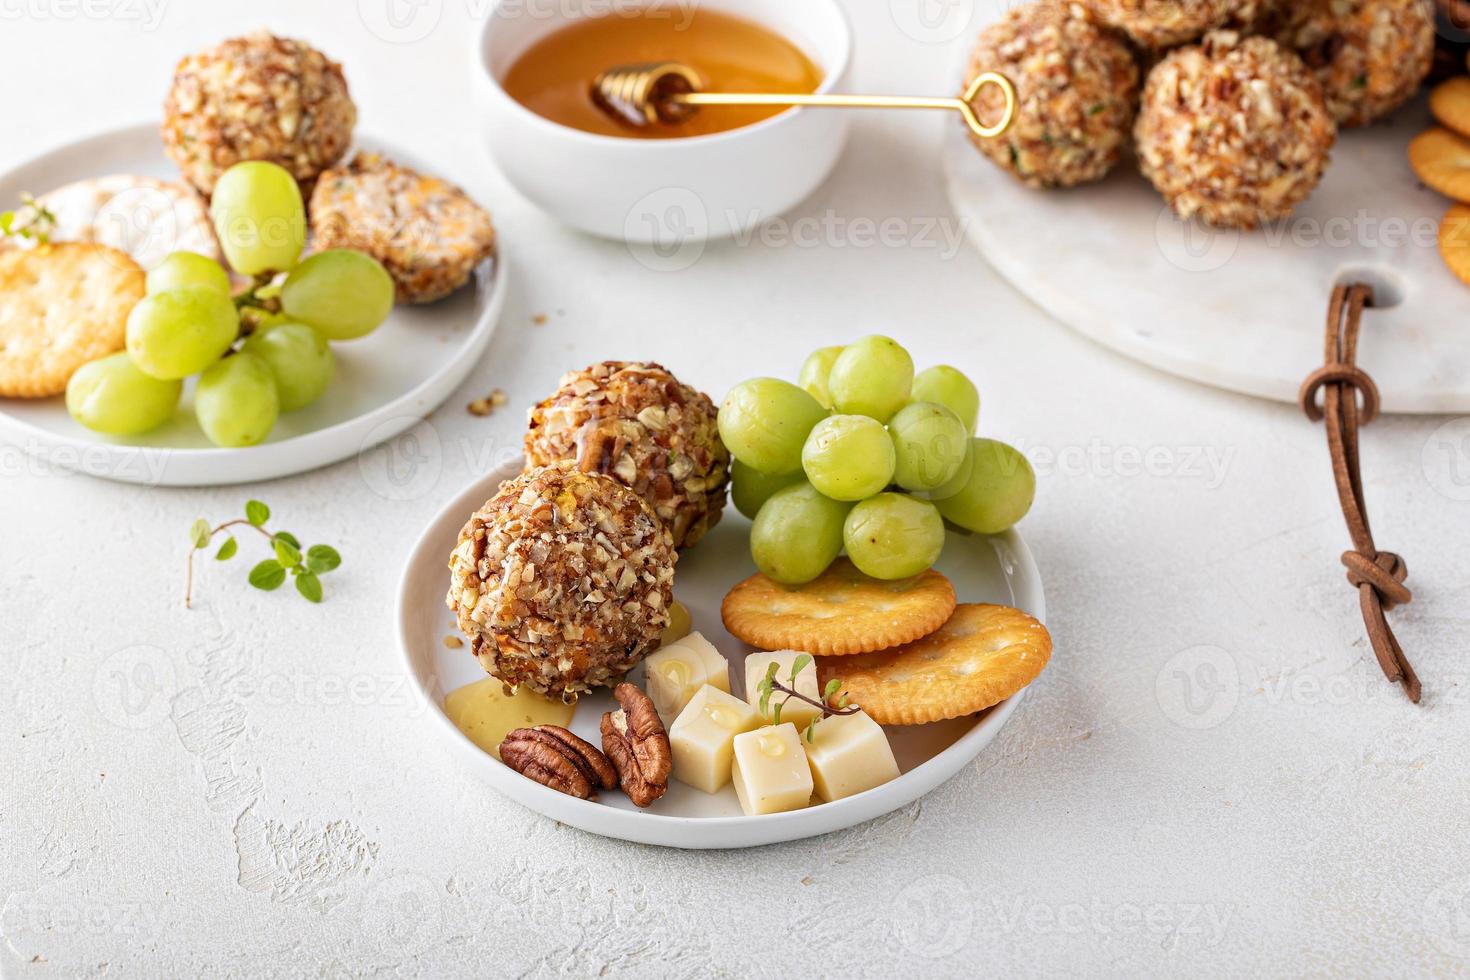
[1298, 284, 1420, 703]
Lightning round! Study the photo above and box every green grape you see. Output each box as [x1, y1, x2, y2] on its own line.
[934, 438, 1036, 534]
[210, 161, 306, 276]
[843, 493, 946, 580]
[911, 365, 980, 433]
[827, 335, 913, 422]
[718, 378, 828, 475]
[147, 251, 231, 296]
[889, 401, 968, 491]
[241, 323, 335, 412]
[750, 482, 851, 585]
[125, 287, 240, 380]
[801, 414, 895, 501]
[281, 250, 395, 340]
[798, 345, 844, 409]
[731, 458, 802, 520]
[65, 352, 181, 435]
[195, 353, 280, 448]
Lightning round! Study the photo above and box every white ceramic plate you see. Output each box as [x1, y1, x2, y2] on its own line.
[0, 124, 507, 485]
[944, 13, 1469, 414]
[397, 458, 1047, 850]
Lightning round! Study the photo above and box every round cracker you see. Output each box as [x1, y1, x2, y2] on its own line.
[1430, 78, 1470, 140]
[721, 558, 956, 656]
[0, 243, 145, 398]
[1440, 203, 1470, 286]
[1408, 128, 1470, 203]
[821, 603, 1051, 725]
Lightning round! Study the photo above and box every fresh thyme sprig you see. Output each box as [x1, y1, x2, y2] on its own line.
[185, 499, 341, 607]
[0, 194, 56, 244]
[756, 655, 860, 742]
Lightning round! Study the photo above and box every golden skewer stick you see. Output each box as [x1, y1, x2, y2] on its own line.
[592, 62, 1017, 139]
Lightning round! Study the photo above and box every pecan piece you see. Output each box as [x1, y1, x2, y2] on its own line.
[500, 726, 617, 800]
[600, 683, 672, 807]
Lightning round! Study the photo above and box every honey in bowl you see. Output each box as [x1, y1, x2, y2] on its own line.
[502, 8, 824, 139]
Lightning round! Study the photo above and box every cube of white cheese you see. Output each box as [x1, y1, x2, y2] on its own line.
[803, 710, 900, 802]
[730, 724, 814, 816]
[669, 685, 762, 794]
[644, 632, 730, 722]
[743, 650, 822, 729]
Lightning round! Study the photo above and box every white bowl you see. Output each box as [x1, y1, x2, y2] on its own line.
[473, 0, 853, 242]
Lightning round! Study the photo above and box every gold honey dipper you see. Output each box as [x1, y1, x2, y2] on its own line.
[591, 62, 1017, 139]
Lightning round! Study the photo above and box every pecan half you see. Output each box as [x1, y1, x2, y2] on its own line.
[600, 683, 672, 808]
[500, 726, 617, 800]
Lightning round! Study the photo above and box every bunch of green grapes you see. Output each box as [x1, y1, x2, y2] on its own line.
[66, 161, 394, 447]
[719, 336, 1034, 585]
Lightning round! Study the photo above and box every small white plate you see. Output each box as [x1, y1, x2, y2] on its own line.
[0, 124, 508, 486]
[397, 458, 1047, 850]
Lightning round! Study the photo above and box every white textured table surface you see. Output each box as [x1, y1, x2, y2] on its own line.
[4, 3, 1470, 977]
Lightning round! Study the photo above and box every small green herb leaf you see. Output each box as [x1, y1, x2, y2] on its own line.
[791, 654, 812, 684]
[245, 500, 270, 526]
[273, 536, 302, 568]
[823, 678, 842, 700]
[189, 518, 211, 549]
[295, 571, 323, 603]
[215, 537, 238, 561]
[771, 700, 783, 726]
[758, 686, 772, 719]
[249, 559, 286, 591]
[305, 544, 341, 573]
[805, 718, 818, 743]
[274, 530, 300, 549]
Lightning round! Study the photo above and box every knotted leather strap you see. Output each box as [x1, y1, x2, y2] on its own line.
[1297, 284, 1420, 703]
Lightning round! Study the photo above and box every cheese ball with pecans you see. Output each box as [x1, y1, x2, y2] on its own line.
[447, 462, 677, 701]
[1083, 0, 1269, 49]
[966, 2, 1141, 189]
[1136, 33, 1336, 229]
[524, 362, 729, 550]
[309, 152, 497, 304]
[1267, 0, 1435, 128]
[162, 32, 356, 195]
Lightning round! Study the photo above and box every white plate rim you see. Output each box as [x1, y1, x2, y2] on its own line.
[396, 457, 1047, 850]
[0, 122, 509, 486]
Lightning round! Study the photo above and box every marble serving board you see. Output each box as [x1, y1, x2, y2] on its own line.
[943, 94, 1469, 414]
